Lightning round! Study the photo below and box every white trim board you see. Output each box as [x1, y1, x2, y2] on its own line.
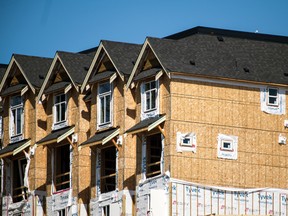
[171, 74, 288, 90]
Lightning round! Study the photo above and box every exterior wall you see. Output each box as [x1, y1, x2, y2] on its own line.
[43, 87, 90, 215]
[89, 76, 137, 197]
[1, 87, 45, 215]
[169, 78, 288, 188]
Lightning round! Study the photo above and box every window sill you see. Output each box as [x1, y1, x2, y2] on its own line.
[52, 121, 68, 131]
[10, 135, 24, 143]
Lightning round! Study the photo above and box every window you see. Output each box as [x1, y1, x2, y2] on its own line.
[217, 134, 238, 160]
[267, 87, 278, 106]
[220, 140, 233, 151]
[53, 94, 67, 130]
[146, 133, 162, 178]
[98, 82, 112, 127]
[12, 158, 27, 203]
[57, 209, 66, 216]
[55, 144, 70, 191]
[101, 146, 116, 193]
[141, 80, 159, 120]
[144, 81, 157, 112]
[10, 95, 24, 142]
[102, 205, 110, 216]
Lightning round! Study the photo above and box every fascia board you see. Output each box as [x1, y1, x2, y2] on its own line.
[102, 128, 120, 145]
[127, 39, 150, 89]
[15, 60, 36, 94]
[0, 151, 13, 159]
[37, 53, 59, 102]
[13, 140, 31, 156]
[57, 126, 75, 143]
[78, 140, 102, 151]
[0, 56, 14, 93]
[146, 40, 170, 79]
[102, 45, 124, 82]
[147, 115, 166, 131]
[81, 43, 104, 93]
[57, 56, 79, 92]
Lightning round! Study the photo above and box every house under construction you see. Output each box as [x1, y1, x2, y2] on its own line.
[0, 26, 288, 215]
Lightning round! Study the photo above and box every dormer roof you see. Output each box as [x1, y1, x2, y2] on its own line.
[0, 54, 52, 95]
[81, 40, 141, 92]
[38, 51, 93, 100]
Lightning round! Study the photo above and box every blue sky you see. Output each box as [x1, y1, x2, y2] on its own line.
[0, 0, 288, 64]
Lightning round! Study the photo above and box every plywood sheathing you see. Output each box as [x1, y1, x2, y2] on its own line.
[169, 78, 288, 189]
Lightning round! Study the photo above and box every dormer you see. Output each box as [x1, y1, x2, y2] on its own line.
[127, 38, 169, 120]
[38, 51, 93, 131]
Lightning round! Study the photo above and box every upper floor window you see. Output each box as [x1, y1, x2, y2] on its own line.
[10, 95, 24, 142]
[267, 87, 278, 106]
[53, 93, 67, 130]
[141, 80, 159, 120]
[260, 87, 285, 115]
[98, 82, 112, 128]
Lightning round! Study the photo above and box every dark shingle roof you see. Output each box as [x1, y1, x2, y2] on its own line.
[146, 32, 288, 85]
[1, 84, 27, 97]
[36, 125, 74, 144]
[0, 64, 7, 81]
[89, 71, 115, 84]
[125, 114, 165, 134]
[0, 139, 30, 157]
[13, 54, 52, 88]
[134, 68, 161, 81]
[80, 127, 119, 147]
[101, 41, 141, 76]
[44, 81, 70, 94]
[165, 26, 288, 44]
[57, 51, 94, 85]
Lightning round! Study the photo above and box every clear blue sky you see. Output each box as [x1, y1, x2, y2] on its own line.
[1, 0, 288, 64]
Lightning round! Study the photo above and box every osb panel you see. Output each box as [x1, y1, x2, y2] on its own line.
[168, 79, 288, 189]
[123, 168, 136, 189]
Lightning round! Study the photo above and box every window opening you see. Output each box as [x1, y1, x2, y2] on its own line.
[57, 209, 66, 216]
[53, 94, 67, 129]
[10, 95, 23, 142]
[101, 146, 116, 193]
[12, 158, 27, 202]
[220, 140, 233, 151]
[98, 82, 112, 126]
[55, 144, 70, 191]
[102, 205, 110, 216]
[267, 88, 278, 106]
[144, 81, 157, 112]
[146, 133, 162, 178]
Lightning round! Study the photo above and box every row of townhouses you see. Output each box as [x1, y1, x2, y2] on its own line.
[1, 26, 288, 215]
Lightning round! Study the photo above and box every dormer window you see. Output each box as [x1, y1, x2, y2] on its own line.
[141, 80, 159, 120]
[10, 95, 24, 142]
[267, 87, 278, 106]
[53, 93, 67, 130]
[97, 82, 112, 128]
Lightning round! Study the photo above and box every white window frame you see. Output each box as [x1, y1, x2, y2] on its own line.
[217, 134, 238, 160]
[10, 95, 24, 142]
[267, 87, 279, 106]
[141, 80, 159, 120]
[97, 82, 113, 129]
[53, 93, 67, 130]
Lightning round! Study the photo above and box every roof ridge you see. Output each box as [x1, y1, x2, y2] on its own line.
[165, 26, 288, 44]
